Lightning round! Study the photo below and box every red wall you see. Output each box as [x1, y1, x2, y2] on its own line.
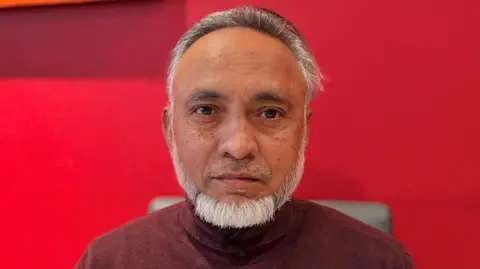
[1, 1, 479, 268]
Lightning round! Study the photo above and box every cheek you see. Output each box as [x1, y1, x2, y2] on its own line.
[262, 128, 304, 183]
[173, 122, 216, 174]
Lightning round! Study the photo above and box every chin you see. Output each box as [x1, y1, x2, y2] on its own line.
[215, 194, 254, 204]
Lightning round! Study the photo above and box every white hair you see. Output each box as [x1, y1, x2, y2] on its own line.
[166, 5, 323, 106]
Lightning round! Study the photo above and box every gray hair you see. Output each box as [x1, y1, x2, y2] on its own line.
[167, 6, 323, 105]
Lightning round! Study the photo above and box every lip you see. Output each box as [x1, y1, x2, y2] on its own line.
[212, 174, 261, 181]
[212, 175, 262, 187]
[215, 178, 260, 188]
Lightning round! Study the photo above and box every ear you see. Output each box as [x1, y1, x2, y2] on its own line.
[306, 106, 312, 136]
[306, 106, 312, 122]
[162, 106, 173, 151]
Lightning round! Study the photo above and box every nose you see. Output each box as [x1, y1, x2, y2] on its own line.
[217, 116, 259, 160]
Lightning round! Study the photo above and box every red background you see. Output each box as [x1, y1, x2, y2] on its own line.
[1, 0, 479, 268]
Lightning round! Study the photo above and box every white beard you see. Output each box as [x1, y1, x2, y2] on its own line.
[170, 120, 307, 229]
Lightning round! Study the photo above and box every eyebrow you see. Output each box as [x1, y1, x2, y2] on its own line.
[186, 88, 292, 107]
[187, 89, 225, 102]
[253, 91, 291, 107]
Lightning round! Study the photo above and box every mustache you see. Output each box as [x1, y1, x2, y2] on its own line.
[207, 162, 272, 182]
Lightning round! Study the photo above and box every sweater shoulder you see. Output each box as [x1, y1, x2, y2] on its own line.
[294, 199, 413, 266]
[87, 202, 185, 260]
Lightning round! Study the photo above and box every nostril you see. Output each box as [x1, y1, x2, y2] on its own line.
[223, 152, 255, 162]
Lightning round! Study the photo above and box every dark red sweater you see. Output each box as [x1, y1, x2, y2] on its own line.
[75, 199, 416, 269]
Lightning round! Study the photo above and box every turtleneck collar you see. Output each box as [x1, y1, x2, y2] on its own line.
[177, 198, 301, 259]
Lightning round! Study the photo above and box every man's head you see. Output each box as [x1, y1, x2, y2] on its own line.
[162, 6, 322, 229]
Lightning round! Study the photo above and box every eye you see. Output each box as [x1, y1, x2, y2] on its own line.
[261, 109, 281, 119]
[194, 106, 217, 115]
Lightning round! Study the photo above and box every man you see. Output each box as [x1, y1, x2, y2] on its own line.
[76, 6, 416, 269]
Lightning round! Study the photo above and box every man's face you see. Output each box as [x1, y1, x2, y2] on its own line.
[164, 28, 308, 205]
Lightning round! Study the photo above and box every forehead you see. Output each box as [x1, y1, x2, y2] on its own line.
[172, 28, 306, 102]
